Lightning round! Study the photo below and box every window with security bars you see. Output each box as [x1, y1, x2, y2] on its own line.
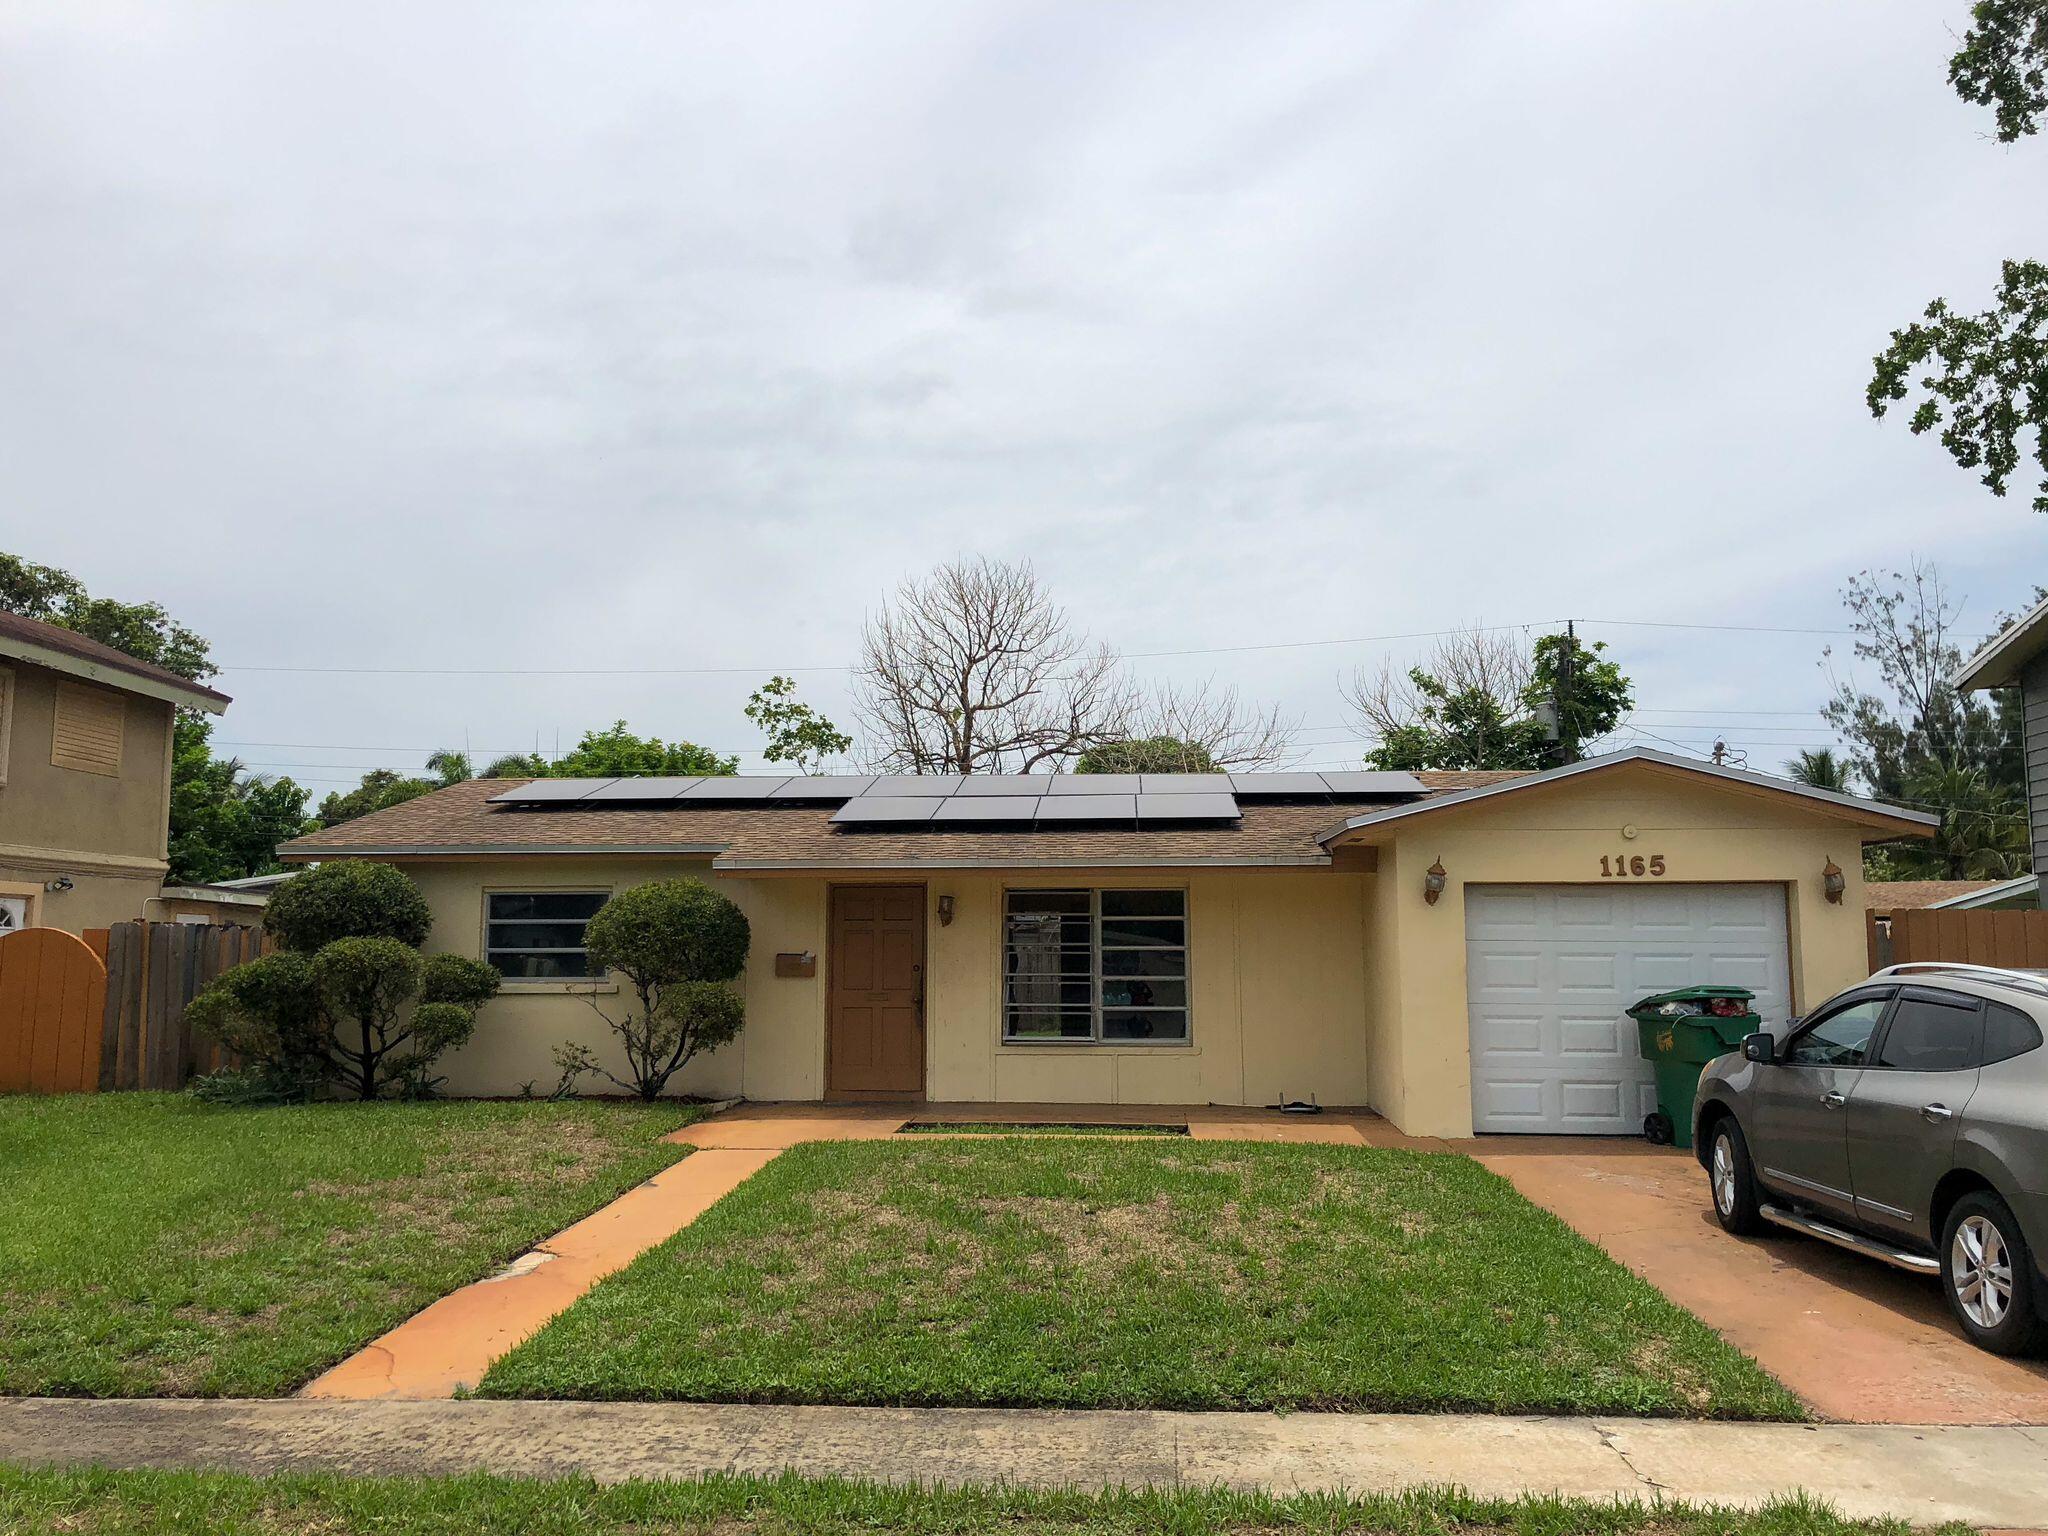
[1002, 889, 1188, 1043]
[485, 890, 609, 979]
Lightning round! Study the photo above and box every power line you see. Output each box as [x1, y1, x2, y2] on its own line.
[209, 614, 1861, 679]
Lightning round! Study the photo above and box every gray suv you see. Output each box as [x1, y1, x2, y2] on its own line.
[1694, 962, 2048, 1356]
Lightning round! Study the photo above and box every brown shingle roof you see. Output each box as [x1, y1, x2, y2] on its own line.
[0, 609, 231, 709]
[1864, 880, 2003, 913]
[279, 772, 1522, 870]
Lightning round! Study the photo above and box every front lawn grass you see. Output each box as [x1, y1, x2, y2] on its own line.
[0, 1094, 694, 1397]
[482, 1139, 1799, 1418]
[0, 1466, 1957, 1536]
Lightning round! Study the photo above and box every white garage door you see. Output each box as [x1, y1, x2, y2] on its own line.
[1465, 884, 1792, 1134]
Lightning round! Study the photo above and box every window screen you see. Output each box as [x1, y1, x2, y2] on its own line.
[485, 891, 608, 979]
[1003, 889, 1189, 1043]
[1875, 993, 1981, 1072]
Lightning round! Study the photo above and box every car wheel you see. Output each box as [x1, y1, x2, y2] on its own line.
[1707, 1117, 1762, 1236]
[1941, 1192, 2046, 1356]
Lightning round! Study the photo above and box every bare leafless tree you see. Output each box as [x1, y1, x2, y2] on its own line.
[1342, 625, 1533, 750]
[854, 557, 1138, 773]
[1125, 679, 1297, 770]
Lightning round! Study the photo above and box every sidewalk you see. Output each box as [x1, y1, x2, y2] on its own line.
[3, 1399, 2045, 1526]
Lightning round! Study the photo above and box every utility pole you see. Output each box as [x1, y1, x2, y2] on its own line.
[1557, 620, 1578, 766]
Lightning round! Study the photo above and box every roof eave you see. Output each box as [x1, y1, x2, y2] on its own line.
[0, 636, 231, 713]
[713, 853, 1332, 872]
[1953, 594, 2048, 691]
[277, 842, 730, 861]
[1318, 747, 1940, 845]
[1928, 873, 2041, 909]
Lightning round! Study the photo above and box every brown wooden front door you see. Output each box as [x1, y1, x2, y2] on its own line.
[827, 884, 926, 1100]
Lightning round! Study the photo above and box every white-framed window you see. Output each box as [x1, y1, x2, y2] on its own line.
[485, 890, 609, 980]
[1002, 888, 1189, 1044]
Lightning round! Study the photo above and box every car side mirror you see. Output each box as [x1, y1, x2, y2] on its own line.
[1742, 1032, 1775, 1064]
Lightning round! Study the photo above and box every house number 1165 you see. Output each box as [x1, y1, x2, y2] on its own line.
[1600, 853, 1666, 877]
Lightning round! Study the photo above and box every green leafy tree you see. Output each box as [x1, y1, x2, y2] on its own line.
[1783, 748, 1853, 793]
[167, 717, 317, 883]
[1075, 736, 1220, 773]
[1348, 627, 1630, 771]
[555, 878, 750, 1100]
[1950, 0, 2048, 143]
[1908, 762, 2032, 879]
[0, 552, 215, 683]
[482, 752, 551, 778]
[1869, 260, 2048, 513]
[1868, 11, 2047, 510]
[543, 722, 738, 778]
[316, 769, 441, 828]
[424, 750, 473, 785]
[745, 676, 853, 772]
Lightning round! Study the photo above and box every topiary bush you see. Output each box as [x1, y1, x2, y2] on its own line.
[192, 863, 500, 1102]
[558, 878, 751, 1100]
[263, 860, 432, 953]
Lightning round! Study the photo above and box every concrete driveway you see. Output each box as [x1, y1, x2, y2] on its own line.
[1466, 1138, 2048, 1425]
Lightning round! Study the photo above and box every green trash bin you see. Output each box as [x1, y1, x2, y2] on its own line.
[1627, 985, 1760, 1149]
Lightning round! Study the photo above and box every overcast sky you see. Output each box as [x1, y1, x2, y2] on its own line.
[3, 0, 2044, 789]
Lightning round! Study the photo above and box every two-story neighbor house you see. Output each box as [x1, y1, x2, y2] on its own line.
[0, 611, 231, 934]
[1954, 592, 2048, 908]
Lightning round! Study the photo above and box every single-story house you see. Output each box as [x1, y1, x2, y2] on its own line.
[277, 747, 1934, 1138]
[1866, 877, 2037, 923]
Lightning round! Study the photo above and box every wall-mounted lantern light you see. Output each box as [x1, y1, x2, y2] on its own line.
[1821, 859, 1845, 905]
[43, 876, 74, 894]
[936, 893, 956, 926]
[1423, 858, 1448, 906]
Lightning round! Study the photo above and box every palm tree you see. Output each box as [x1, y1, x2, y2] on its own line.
[425, 750, 473, 786]
[1783, 748, 1852, 793]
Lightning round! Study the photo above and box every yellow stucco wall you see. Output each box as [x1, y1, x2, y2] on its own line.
[1347, 766, 1876, 1138]
[0, 659, 175, 934]
[401, 859, 1371, 1106]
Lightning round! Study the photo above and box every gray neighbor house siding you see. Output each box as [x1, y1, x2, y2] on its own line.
[2027, 651, 2048, 878]
[1955, 594, 2048, 889]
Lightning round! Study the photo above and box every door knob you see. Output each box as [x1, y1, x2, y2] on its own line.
[1921, 1103, 1954, 1122]
[1821, 1090, 1846, 1108]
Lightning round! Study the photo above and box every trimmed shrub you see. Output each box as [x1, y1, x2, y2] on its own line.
[583, 879, 749, 987]
[264, 860, 432, 953]
[559, 879, 751, 1100]
[421, 952, 501, 1010]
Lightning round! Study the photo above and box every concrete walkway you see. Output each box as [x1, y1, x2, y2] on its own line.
[3, 1398, 2045, 1525]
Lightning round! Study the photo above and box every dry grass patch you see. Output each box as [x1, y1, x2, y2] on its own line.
[483, 1138, 1800, 1418]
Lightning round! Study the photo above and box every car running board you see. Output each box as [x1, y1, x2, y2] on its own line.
[1758, 1203, 1940, 1274]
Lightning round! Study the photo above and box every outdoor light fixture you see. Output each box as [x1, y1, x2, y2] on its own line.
[936, 893, 956, 926]
[1822, 859, 1845, 905]
[43, 876, 73, 894]
[1423, 858, 1447, 906]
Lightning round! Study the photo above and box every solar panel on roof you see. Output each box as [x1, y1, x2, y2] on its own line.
[1134, 792, 1240, 821]
[1033, 794, 1137, 822]
[1138, 773, 1233, 794]
[1045, 775, 1140, 795]
[487, 779, 613, 805]
[1317, 770, 1427, 797]
[769, 776, 877, 801]
[580, 776, 703, 802]
[933, 796, 1044, 823]
[869, 774, 964, 797]
[678, 776, 795, 801]
[1228, 772, 1331, 796]
[829, 797, 946, 825]
[952, 774, 1052, 797]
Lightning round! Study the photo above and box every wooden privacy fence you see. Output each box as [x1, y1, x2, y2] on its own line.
[0, 921, 267, 1094]
[1868, 907, 2048, 972]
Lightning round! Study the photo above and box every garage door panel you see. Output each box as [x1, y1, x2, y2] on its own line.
[1466, 884, 1790, 1135]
